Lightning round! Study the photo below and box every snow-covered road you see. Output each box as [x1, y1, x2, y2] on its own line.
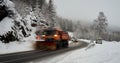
[1, 39, 120, 63]
[29, 40, 120, 63]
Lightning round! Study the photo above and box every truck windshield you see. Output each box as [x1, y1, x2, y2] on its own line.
[43, 30, 56, 35]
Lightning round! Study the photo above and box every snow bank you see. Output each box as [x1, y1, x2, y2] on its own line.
[0, 41, 34, 54]
[0, 29, 36, 54]
[78, 39, 91, 43]
[33, 40, 120, 63]
[56, 41, 120, 63]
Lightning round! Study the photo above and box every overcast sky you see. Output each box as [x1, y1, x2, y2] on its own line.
[51, 0, 120, 27]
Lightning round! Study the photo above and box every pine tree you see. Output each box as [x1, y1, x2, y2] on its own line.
[94, 12, 108, 40]
[73, 21, 84, 39]
[38, 0, 45, 9]
[47, 0, 56, 27]
[0, 0, 31, 43]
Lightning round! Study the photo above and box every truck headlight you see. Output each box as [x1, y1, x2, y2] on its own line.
[54, 34, 58, 37]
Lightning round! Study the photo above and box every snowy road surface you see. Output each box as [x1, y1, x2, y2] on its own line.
[28, 40, 120, 63]
[0, 41, 88, 63]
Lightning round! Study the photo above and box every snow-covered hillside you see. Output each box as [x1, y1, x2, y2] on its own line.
[0, 0, 32, 43]
[0, 0, 49, 43]
[0, 17, 14, 35]
[31, 40, 120, 63]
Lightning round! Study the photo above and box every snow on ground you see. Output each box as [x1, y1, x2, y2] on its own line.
[0, 33, 36, 54]
[0, 16, 36, 54]
[32, 40, 120, 63]
[56, 41, 120, 63]
[0, 41, 34, 54]
[0, 24, 38, 54]
[78, 39, 91, 43]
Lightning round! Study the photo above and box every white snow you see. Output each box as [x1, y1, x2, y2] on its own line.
[4, 0, 15, 8]
[68, 32, 73, 38]
[0, 0, 48, 54]
[56, 41, 120, 63]
[0, 41, 34, 54]
[0, 17, 14, 35]
[78, 39, 91, 43]
[0, 25, 37, 54]
[0, 28, 37, 54]
[31, 40, 120, 63]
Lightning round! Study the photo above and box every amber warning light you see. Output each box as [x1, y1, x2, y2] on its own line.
[36, 35, 40, 40]
[42, 35, 46, 37]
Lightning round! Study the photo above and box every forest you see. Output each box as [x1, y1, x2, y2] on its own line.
[0, 0, 120, 43]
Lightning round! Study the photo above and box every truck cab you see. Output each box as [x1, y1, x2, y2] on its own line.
[35, 27, 70, 50]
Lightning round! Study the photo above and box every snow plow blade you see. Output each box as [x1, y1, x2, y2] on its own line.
[35, 41, 57, 50]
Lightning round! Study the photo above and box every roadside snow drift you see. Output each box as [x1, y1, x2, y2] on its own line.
[0, 30, 36, 54]
[33, 40, 120, 63]
[0, 41, 34, 54]
[56, 41, 120, 63]
[57, 42, 120, 63]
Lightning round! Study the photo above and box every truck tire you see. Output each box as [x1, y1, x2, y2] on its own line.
[56, 41, 62, 49]
[62, 40, 68, 48]
[65, 40, 68, 48]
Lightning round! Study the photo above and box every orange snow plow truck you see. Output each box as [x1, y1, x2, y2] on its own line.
[35, 27, 70, 50]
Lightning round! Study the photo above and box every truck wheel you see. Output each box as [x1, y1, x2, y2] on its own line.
[65, 40, 68, 48]
[62, 40, 66, 48]
[62, 40, 68, 48]
[56, 41, 62, 49]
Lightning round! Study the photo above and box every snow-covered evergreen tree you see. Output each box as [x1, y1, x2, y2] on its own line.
[93, 12, 108, 40]
[47, 0, 56, 27]
[0, 0, 31, 43]
[0, 0, 19, 43]
[73, 21, 82, 39]
[0, 0, 57, 43]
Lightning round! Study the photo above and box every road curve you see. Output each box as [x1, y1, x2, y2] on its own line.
[0, 41, 88, 63]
